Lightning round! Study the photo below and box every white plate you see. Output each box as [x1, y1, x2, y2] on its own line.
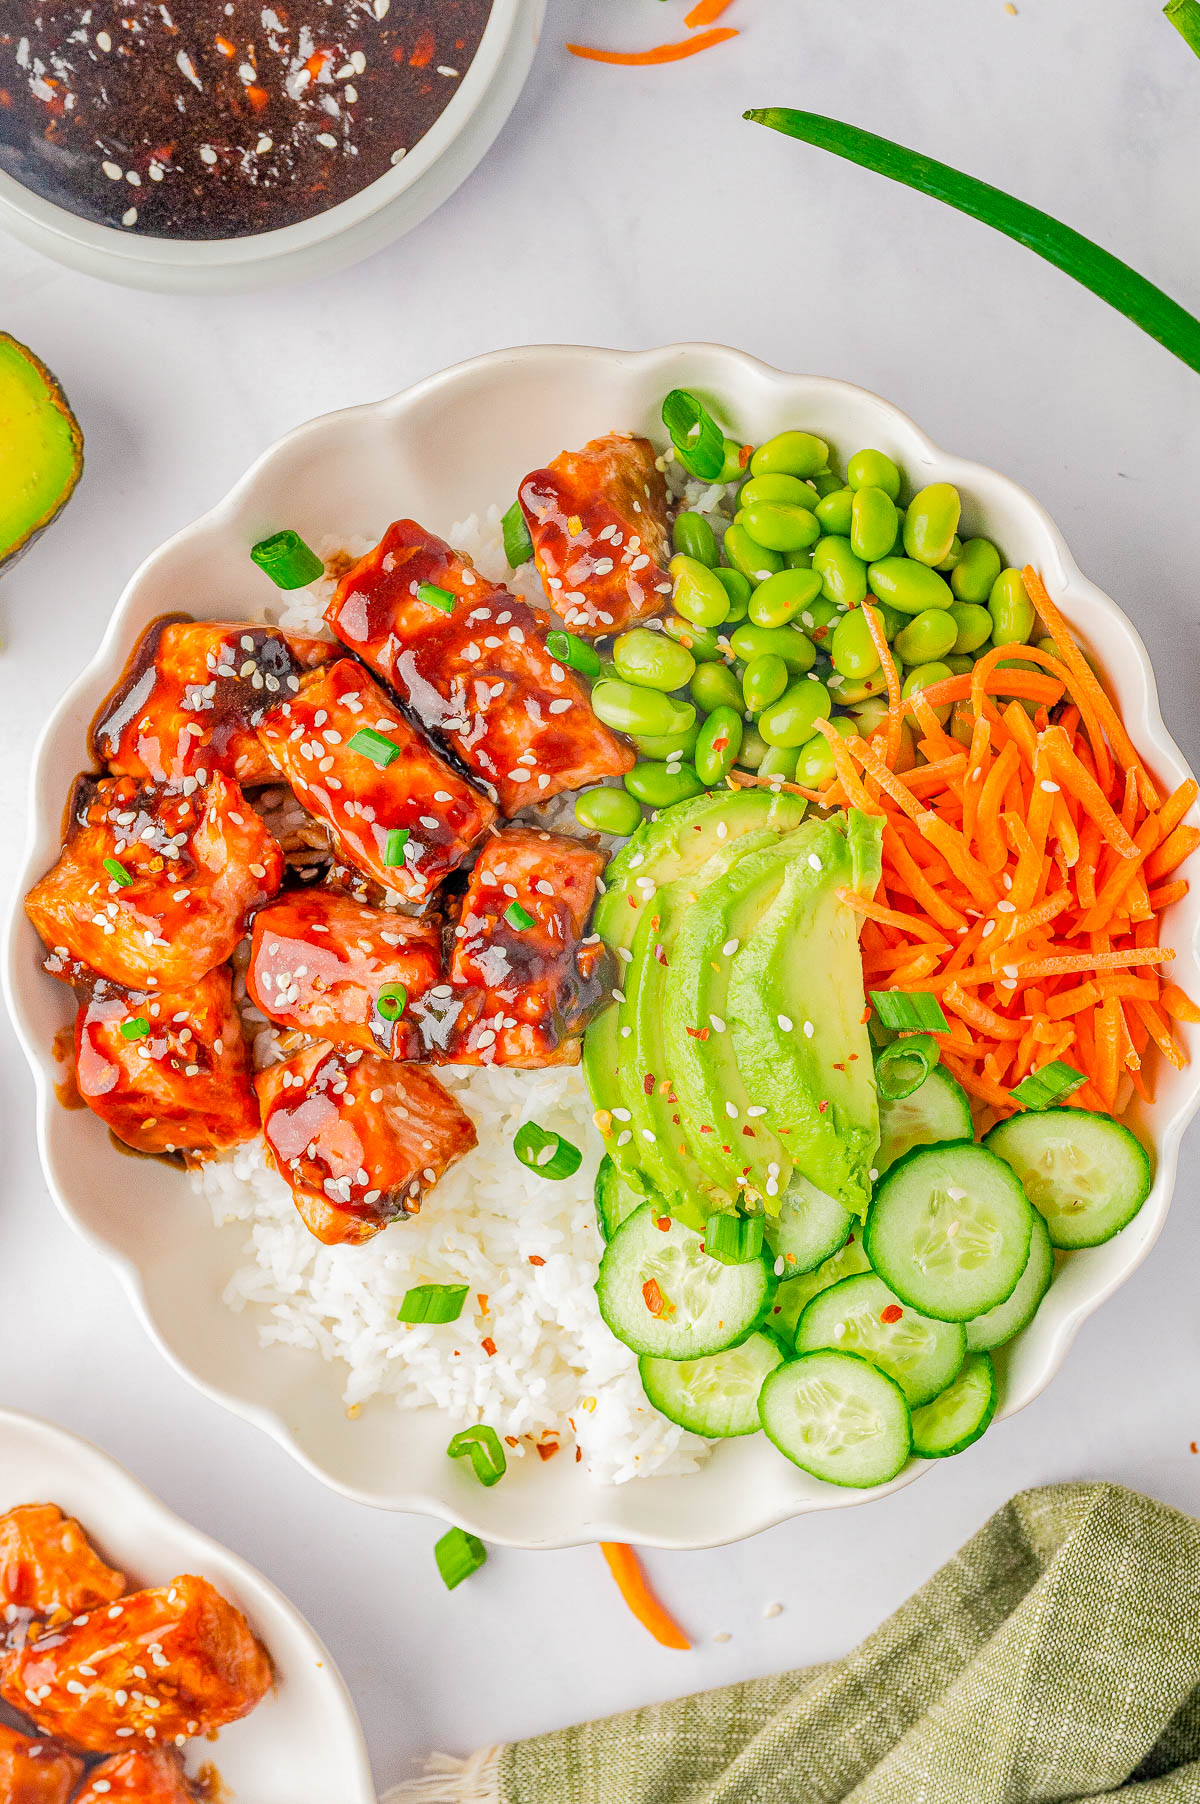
[8, 343, 1200, 1548]
[0, 1409, 375, 1802]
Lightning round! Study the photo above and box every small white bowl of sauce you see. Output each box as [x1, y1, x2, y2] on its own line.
[0, 0, 542, 292]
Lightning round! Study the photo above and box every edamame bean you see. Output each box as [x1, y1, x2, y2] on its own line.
[743, 652, 789, 714]
[695, 707, 744, 786]
[903, 483, 961, 567]
[738, 724, 768, 769]
[938, 536, 963, 572]
[850, 697, 890, 737]
[850, 486, 900, 562]
[950, 537, 1003, 604]
[591, 680, 695, 739]
[902, 662, 954, 714]
[847, 448, 901, 500]
[713, 566, 751, 621]
[725, 523, 782, 584]
[783, 547, 815, 570]
[613, 628, 696, 692]
[632, 720, 701, 761]
[830, 605, 884, 680]
[741, 501, 821, 554]
[949, 701, 975, 748]
[867, 556, 953, 615]
[750, 431, 829, 480]
[759, 744, 799, 780]
[663, 615, 722, 662]
[944, 654, 974, 676]
[747, 566, 823, 629]
[624, 762, 706, 808]
[741, 474, 818, 508]
[813, 535, 868, 608]
[758, 676, 832, 747]
[670, 554, 730, 628]
[815, 487, 853, 536]
[795, 716, 859, 786]
[672, 510, 718, 567]
[690, 661, 745, 715]
[873, 599, 906, 639]
[894, 607, 957, 665]
[988, 568, 1036, 646]
[574, 785, 643, 837]
[797, 595, 842, 644]
[810, 469, 844, 499]
[832, 670, 889, 705]
[948, 601, 993, 654]
[728, 621, 817, 671]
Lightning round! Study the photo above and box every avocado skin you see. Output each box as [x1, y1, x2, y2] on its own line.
[0, 333, 84, 570]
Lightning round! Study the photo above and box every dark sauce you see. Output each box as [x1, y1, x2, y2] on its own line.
[0, 0, 493, 240]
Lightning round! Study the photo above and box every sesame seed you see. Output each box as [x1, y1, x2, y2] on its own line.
[777, 1014, 793, 1031]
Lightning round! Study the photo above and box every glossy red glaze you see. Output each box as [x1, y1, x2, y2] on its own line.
[256, 660, 495, 905]
[518, 434, 673, 637]
[74, 968, 259, 1157]
[0, 1505, 125, 1622]
[0, 1723, 83, 1804]
[445, 827, 610, 1067]
[246, 890, 442, 1060]
[73, 1747, 197, 1803]
[325, 520, 634, 812]
[1, 1574, 272, 1755]
[90, 617, 335, 787]
[27, 772, 283, 991]
[255, 1042, 476, 1244]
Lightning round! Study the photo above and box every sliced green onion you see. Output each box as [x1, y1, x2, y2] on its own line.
[875, 1033, 940, 1101]
[397, 1282, 470, 1325]
[661, 388, 727, 480]
[1009, 1060, 1086, 1111]
[417, 581, 457, 615]
[868, 990, 950, 1034]
[703, 1213, 765, 1266]
[250, 529, 325, 590]
[545, 630, 601, 679]
[434, 1526, 487, 1591]
[383, 827, 410, 866]
[1166, 0, 1200, 58]
[376, 982, 408, 1022]
[502, 500, 534, 567]
[348, 727, 401, 768]
[119, 1016, 150, 1041]
[745, 109, 1200, 379]
[513, 1122, 582, 1181]
[447, 1425, 507, 1488]
[504, 900, 536, 931]
[103, 857, 133, 888]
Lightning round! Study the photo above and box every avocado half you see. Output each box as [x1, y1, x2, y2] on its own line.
[0, 333, 84, 569]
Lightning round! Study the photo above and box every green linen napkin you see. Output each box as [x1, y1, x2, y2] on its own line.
[386, 1481, 1200, 1804]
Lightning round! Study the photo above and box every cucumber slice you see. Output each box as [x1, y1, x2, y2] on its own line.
[639, 1330, 784, 1437]
[596, 1203, 776, 1360]
[910, 1351, 996, 1457]
[795, 1272, 965, 1406]
[865, 1143, 1033, 1322]
[876, 1066, 973, 1173]
[983, 1108, 1153, 1249]
[594, 1156, 648, 1241]
[966, 1210, 1054, 1350]
[759, 1350, 912, 1488]
[765, 1173, 854, 1278]
[767, 1233, 871, 1345]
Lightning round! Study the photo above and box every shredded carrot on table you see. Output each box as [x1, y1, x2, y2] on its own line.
[566, 27, 737, 64]
[599, 1544, 690, 1649]
[684, 0, 737, 23]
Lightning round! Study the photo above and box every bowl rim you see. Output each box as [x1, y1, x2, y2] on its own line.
[0, 1406, 377, 1799]
[8, 340, 1199, 1549]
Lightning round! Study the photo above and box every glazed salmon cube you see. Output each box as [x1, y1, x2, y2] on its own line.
[74, 967, 259, 1158]
[246, 890, 443, 1061]
[0, 1723, 82, 1804]
[518, 434, 673, 637]
[91, 616, 335, 788]
[256, 1043, 477, 1244]
[26, 773, 283, 992]
[0, 1573, 272, 1755]
[325, 521, 633, 812]
[0, 1504, 125, 1622]
[444, 828, 612, 1067]
[73, 1748, 197, 1802]
[256, 661, 495, 905]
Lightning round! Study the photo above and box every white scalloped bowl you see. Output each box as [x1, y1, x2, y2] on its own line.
[0, 1409, 375, 1800]
[8, 344, 1200, 1549]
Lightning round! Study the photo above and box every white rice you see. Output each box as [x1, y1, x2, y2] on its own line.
[195, 506, 711, 1484]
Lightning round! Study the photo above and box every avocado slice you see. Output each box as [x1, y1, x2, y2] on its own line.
[583, 789, 808, 1173]
[0, 334, 83, 569]
[727, 811, 883, 1216]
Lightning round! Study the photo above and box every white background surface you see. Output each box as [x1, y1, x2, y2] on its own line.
[3, 1, 1200, 1795]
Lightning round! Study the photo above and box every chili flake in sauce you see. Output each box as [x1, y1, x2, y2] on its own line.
[0, 0, 493, 239]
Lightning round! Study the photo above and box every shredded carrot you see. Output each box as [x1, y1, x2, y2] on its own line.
[863, 603, 903, 768]
[812, 718, 880, 815]
[835, 888, 950, 946]
[599, 1545, 690, 1649]
[1017, 947, 1176, 980]
[1162, 982, 1200, 1023]
[566, 26, 737, 63]
[684, 0, 736, 23]
[1155, 778, 1199, 840]
[1145, 825, 1200, 885]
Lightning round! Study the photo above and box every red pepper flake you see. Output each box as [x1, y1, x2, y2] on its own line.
[246, 85, 269, 111]
[481, 1336, 497, 1357]
[643, 1072, 656, 1094]
[214, 34, 236, 55]
[642, 1278, 672, 1318]
[477, 1293, 489, 1315]
[738, 443, 752, 468]
[1192, 1442, 1198, 1455]
[410, 27, 436, 65]
[685, 1025, 710, 1041]
[628, 895, 639, 909]
[818, 1100, 829, 1113]
[536, 1439, 560, 1461]
[505, 1435, 519, 1447]
[528, 1255, 546, 1266]
[654, 1215, 671, 1232]
[653, 943, 668, 966]
[575, 1446, 583, 1462]
[650, 914, 661, 932]
[880, 1304, 904, 1324]
[699, 1123, 714, 1134]
[305, 50, 328, 79]
[832, 1061, 846, 1072]
[713, 735, 729, 754]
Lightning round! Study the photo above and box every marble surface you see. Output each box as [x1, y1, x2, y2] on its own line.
[3, 0, 1200, 1793]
